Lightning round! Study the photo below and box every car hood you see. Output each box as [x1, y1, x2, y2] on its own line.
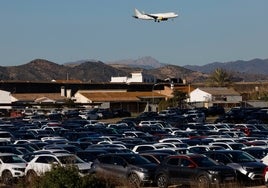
[3, 163, 27, 168]
[227, 161, 266, 171]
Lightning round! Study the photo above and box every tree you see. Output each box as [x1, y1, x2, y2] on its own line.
[207, 68, 233, 87]
[172, 90, 187, 108]
[158, 90, 187, 111]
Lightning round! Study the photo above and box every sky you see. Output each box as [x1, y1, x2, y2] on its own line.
[0, 1, 268, 67]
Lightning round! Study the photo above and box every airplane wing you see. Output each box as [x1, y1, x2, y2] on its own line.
[145, 14, 158, 20]
[145, 14, 167, 21]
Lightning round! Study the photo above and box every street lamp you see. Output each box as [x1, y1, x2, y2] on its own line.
[152, 83, 162, 112]
[152, 83, 160, 104]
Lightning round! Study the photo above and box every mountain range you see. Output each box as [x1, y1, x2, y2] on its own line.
[0, 57, 268, 83]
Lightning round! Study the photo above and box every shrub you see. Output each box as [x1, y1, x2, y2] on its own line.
[18, 165, 126, 188]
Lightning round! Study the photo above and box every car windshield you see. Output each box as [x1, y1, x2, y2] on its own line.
[0, 155, 25, 163]
[226, 152, 256, 163]
[191, 156, 219, 167]
[58, 155, 84, 164]
[230, 144, 246, 150]
[124, 155, 151, 165]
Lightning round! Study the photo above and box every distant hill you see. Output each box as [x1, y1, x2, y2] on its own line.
[184, 58, 268, 75]
[0, 59, 126, 82]
[106, 56, 165, 69]
[183, 58, 268, 82]
[1, 57, 268, 83]
[145, 65, 208, 83]
[0, 58, 191, 83]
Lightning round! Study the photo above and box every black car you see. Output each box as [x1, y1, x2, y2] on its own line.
[90, 153, 157, 187]
[204, 150, 268, 186]
[155, 154, 237, 188]
[242, 146, 268, 160]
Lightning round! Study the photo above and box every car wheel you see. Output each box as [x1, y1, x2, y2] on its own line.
[2, 170, 13, 185]
[197, 175, 210, 188]
[156, 174, 169, 188]
[26, 170, 38, 183]
[128, 173, 141, 188]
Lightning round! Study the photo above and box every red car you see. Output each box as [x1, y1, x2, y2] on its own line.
[155, 154, 237, 188]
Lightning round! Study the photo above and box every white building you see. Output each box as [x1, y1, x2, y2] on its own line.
[0, 90, 12, 109]
[189, 87, 242, 108]
[111, 72, 155, 83]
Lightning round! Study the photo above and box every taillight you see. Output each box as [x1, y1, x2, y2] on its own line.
[263, 166, 268, 177]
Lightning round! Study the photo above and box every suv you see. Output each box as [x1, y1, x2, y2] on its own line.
[205, 150, 268, 186]
[155, 154, 237, 188]
[90, 153, 157, 187]
[25, 153, 91, 181]
[0, 153, 27, 185]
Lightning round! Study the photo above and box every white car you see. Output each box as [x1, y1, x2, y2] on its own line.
[0, 153, 27, 185]
[25, 153, 91, 181]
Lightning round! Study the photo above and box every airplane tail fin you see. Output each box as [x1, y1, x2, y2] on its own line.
[134, 8, 142, 18]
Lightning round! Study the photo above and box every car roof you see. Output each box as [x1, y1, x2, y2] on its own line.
[33, 153, 74, 157]
[0, 153, 19, 156]
[205, 150, 243, 154]
[167, 153, 206, 158]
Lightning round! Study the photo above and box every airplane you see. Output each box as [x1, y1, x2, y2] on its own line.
[133, 8, 178, 22]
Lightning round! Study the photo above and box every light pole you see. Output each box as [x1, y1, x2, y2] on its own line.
[152, 83, 161, 111]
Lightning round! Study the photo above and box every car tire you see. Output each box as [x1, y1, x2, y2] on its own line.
[156, 174, 169, 188]
[26, 170, 38, 183]
[2, 170, 13, 185]
[128, 173, 141, 188]
[197, 175, 210, 188]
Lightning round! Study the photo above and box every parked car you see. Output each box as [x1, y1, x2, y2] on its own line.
[0, 153, 27, 185]
[205, 150, 268, 186]
[187, 145, 225, 154]
[242, 146, 268, 160]
[90, 153, 157, 187]
[25, 153, 91, 181]
[154, 154, 237, 188]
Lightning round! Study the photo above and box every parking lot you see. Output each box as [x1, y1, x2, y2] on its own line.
[0, 107, 268, 187]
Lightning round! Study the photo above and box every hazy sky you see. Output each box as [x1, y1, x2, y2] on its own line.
[1, 0, 267, 66]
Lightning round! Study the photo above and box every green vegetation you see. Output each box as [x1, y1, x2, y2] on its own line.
[207, 68, 233, 87]
[18, 165, 122, 188]
[158, 90, 187, 111]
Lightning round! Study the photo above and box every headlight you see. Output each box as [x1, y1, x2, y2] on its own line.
[136, 168, 148, 173]
[208, 170, 219, 175]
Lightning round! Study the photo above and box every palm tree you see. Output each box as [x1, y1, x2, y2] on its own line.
[207, 68, 232, 87]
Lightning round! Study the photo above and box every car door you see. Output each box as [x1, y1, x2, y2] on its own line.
[165, 157, 180, 183]
[112, 156, 128, 178]
[178, 158, 198, 184]
[96, 155, 114, 175]
[33, 156, 58, 174]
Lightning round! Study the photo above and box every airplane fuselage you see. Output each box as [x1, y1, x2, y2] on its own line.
[133, 8, 178, 22]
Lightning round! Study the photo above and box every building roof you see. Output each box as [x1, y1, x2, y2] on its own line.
[12, 93, 67, 102]
[51, 79, 82, 83]
[78, 91, 166, 102]
[198, 87, 240, 96]
[173, 85, 194, 93]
